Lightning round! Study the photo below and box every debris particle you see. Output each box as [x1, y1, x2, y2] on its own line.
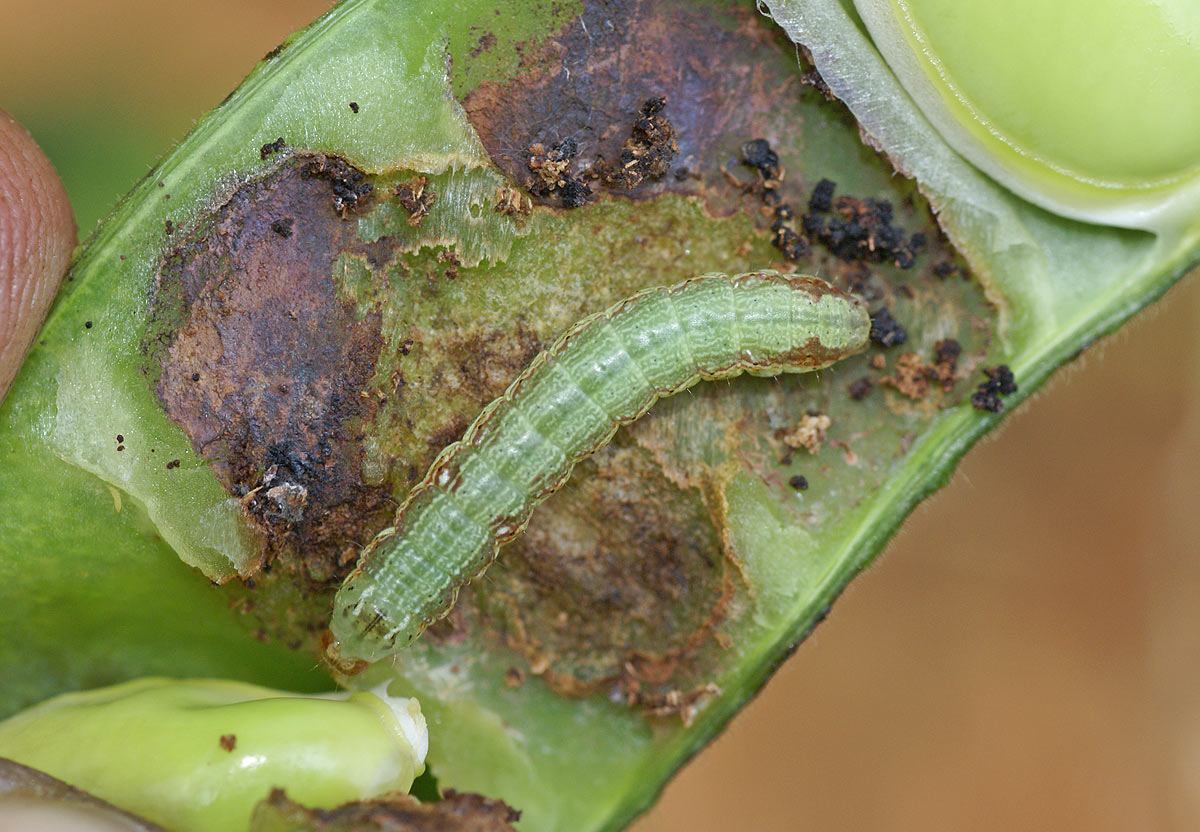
[504, 666, 526, 688]
[265, 482, 308, 524]
[494, 185, 532, 217]
[348, 101, 359, 113]
[869, 307, 907, 347]
[808, 178, 835, 213]
[933, 260, 962, 279]
[880, 352, 929, 400]
[802, 180, 925, 268]
[301, 154, 374, 218]
[559, 178, 592, 209]
[847, 376, 873, 400]
[740, 138, 780, 181]
[165, 219, 174, 236]
[778, 413, 832, 455]
[596, 97, 678, 190]
[737, 136, 811, 262]
[393, 175, 436, 226]
[436, 249, 461, 280]
[470, 31, 497, 57]
[773, 223, 811, 260]
[929, 338, 962, 390]
[166, 459, 181, 470]
[788, 474, 810, 491]
[525, 138, 591, 209]
[270, 217, 294, 238]
[800, 68, 837, 102]
[219, 734, 237, 752]
[628, 683, 721, 727]
[971, 364, 1018, 413]
[259, 137, 286, 160]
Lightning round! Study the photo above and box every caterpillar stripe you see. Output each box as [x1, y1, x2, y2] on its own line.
[331, 271, 870, 662]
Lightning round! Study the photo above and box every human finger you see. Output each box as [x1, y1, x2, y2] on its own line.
[0, 108, 76, 404]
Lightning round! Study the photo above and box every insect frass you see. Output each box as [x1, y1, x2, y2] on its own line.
[331, 271, 869, 663]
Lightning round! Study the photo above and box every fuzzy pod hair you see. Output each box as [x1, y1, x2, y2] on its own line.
[331, 270, 870, 663]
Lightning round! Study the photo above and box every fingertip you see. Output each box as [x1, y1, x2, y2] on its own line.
[0, 107, 77, 403]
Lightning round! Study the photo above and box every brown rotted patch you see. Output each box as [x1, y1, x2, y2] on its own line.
[252, 787, 521, 832]
[435, 323, 545, 404]
[462, 0, 804, 212]
[148, 154, 395, 586]
[467, 441, 737, 704]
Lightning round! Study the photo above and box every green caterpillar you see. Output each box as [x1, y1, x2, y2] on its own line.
[331, 271, 870, 663]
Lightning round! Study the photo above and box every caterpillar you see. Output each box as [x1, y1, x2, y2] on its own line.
[331, 270, 870, 663]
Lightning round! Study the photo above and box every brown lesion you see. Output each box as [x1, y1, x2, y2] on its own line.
[252, 788, 522, 832]
[149, 153, 395, 587]
[465, 441, 742, 707]
[462, 0, 811, 215]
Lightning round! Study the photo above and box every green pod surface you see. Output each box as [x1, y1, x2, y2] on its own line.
[0, 678, 426, 832]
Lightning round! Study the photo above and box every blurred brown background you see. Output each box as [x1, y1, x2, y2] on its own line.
[3, 1, 1197, 829]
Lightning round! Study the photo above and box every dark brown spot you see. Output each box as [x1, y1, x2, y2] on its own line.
[259, 137, 286, 160]
[847, 376, 873, 400]
[300, 154, 374, 218]
[469, 30, 497, 58]
[971, 364, 1018, 413]
[270, 217, 294, 238]
[809, 178, 835, 212]
[348, 101, 359, 114]
[930, 338, 962, 391]
[218, 734, 236, 752]
[869, 306, 907, 347]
